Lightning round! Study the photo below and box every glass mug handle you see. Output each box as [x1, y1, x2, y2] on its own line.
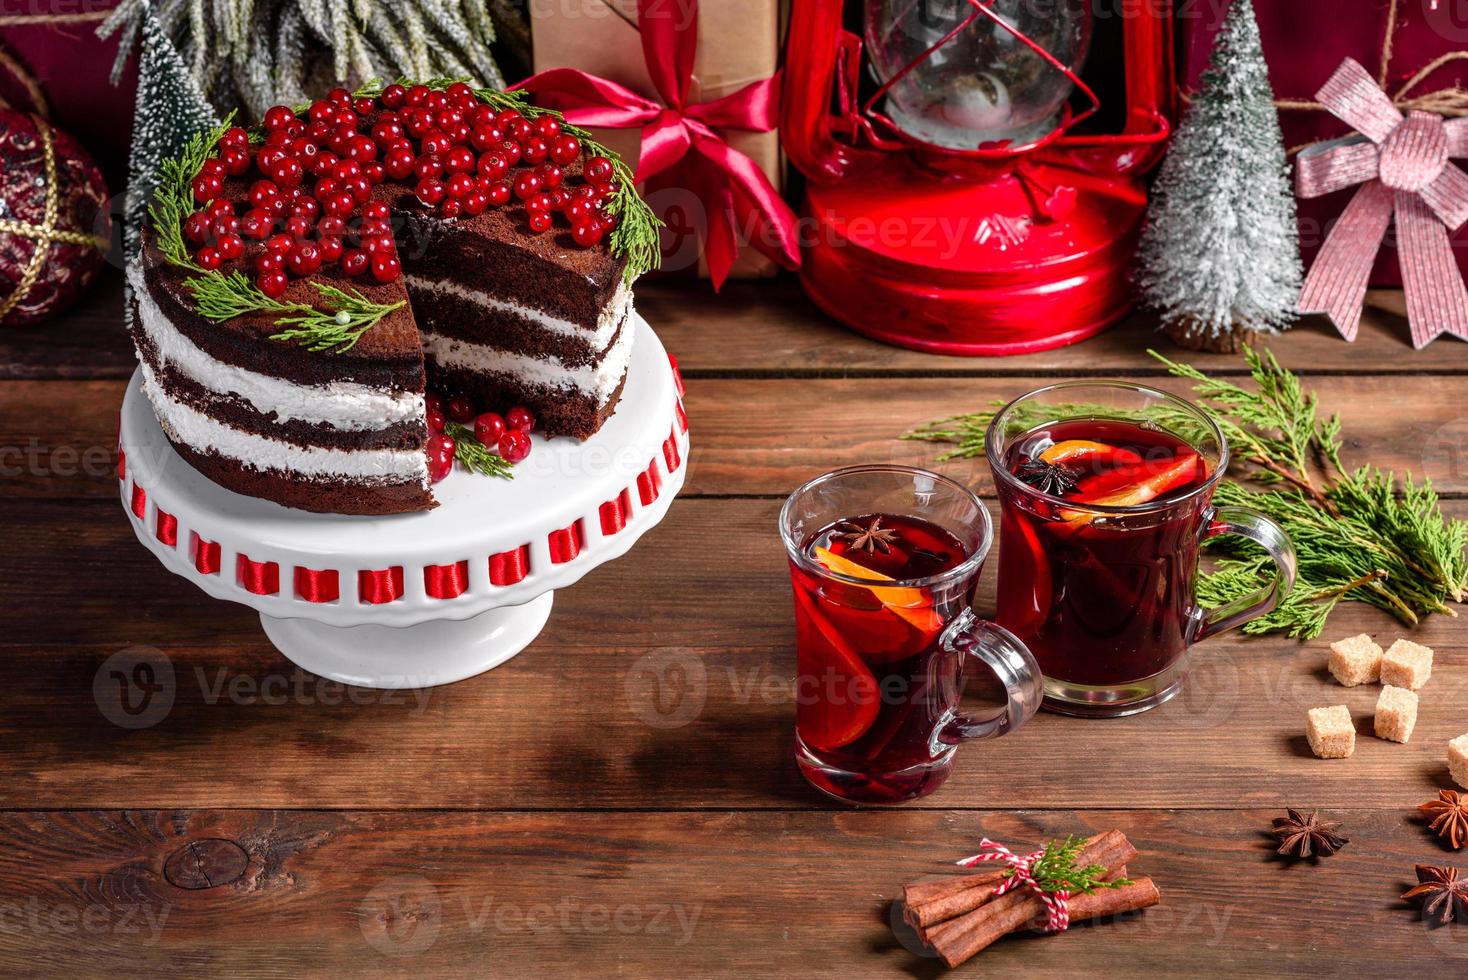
[1191, 505, 1298, 641]
[935, 610, 1044, 744]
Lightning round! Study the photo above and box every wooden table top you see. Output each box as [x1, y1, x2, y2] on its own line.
[2, 269, 1464, 975]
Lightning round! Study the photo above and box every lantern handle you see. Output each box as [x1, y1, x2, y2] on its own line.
[780, 0, 856, 182]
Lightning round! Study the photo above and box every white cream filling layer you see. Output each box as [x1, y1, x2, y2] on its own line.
[406, 274, 633, 350]
[421, 306, 636, 404]
[140, 359, 430, 485]
[129, 265, 424, 431]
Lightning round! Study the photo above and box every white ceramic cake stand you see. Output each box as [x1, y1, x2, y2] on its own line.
[118, 314, 688, 688]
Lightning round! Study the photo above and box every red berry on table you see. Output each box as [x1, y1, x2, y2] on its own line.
[506, 406, 535, 432]
[287, 240, 322, 276]
[255, 250, 286, 274]
[371, 251, 402, 283]
[416, 177, 447, 206]
[447, 395, 477, 423]
[381, 83, 407, 108]
[191, 172, 222, 202]
[498, 430, 531, 464]
[220, 125, 250, 149]
[474, 412, 506, 445]
[571, 218, 605, 247]
[263, 105, 296, 131]
[215, 233, 245, 260]
[527, 211, 553, 233]
[427, 432, 455, 482]
[318, 235, 344, 263]
[513, 172, 541, 200]
[446, 172, 475, 199]
[257, 270, 289, 298]
[196, 245, 223, 270]
[340, 248, 370, 277]
[534, 115, 562, 140]
[184, 211, 212, 244]
[536, 163, 563, 189]
[486, 180, 512, 206]
[584, 155, 615, 186]
[550, 134, 582, 165]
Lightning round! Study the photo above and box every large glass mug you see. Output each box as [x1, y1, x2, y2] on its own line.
[863, 0, 1093, 148]
[985, 382, 1298, 717]
[780, 465, 1043, 805]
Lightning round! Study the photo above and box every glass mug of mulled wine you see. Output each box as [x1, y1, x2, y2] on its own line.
[987, 381, 1298, 717]
[780, 465, 1043, 805]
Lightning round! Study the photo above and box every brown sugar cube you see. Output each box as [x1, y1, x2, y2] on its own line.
[1306, 705, 1356, 759]
[1372, 686, 1418, 743]
[1450, 734, 1468, 790]
[1328, 633, 1382, 686]
[1380, 639, 1433, 690]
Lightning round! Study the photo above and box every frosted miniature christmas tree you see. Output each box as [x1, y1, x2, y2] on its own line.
[1135, 0, 1301, 352]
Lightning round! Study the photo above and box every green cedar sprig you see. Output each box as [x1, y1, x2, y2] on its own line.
[1020, 836, 1133, 895]
[903, 348, 1468, 638]
[354, 77, 662, 283]
[443, 421, 513, 479]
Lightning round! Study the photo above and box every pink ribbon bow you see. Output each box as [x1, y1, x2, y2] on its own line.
[1296, 58, 1468, 348]
[513, 0, 800, 290]
[956, 838, 1071, 932]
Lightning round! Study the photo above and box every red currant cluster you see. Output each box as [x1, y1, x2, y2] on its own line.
[179, 82, 620, 302]
[424, 392, 536, 482]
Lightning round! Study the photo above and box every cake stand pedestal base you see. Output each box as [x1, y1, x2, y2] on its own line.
[258, 592, 554, 689]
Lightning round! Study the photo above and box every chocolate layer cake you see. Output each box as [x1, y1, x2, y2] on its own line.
[130, 82, 653, 515]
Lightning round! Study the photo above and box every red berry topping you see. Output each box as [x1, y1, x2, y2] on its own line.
[426, 404, 446, 432]
[497, 139, 522, 167]
[342, 174, 372, 203]
[506, 117, 533, 143]
[318, 214, 347, 238]
[220, 126, 250, 149]
[362, 160, 386, 185]
[512, 172, 541, 200]
[527, 211, 553, 233]
[445, 146, 476, 173]
[447, 82, 475, 102]
[286, 214, 313, 239]
[255, 250, 286, 274]
[266, 233, 295, 254]
[196, 245, 223, 270]
[191, 172, 222, 203]
[506, 406, 535, 432]
[571, 218, 605, 247]
[470, 125, 504, 152]
[248, 180, 280, 209]
[215, 233, 245, 260]
[416, 177, 447, 206]
[353, 96, 377, 117]
[385, 145, 416, 180]
[345, 135, 378, 162]
[257, 271, 289, 298]
[372, 118, 405, 145]
[220, 146, 251, 175]
[534, 115, 562, 140]
[183, 211, 212, 244]
[361, 199, 391, 221]
[318, 235, 344, 263]
[263, 105, 296, 131]
[440, 197, 464, 219]
[498, 430, 531, 464]
[290, 196, 321, 222]
[407, 84, 430, 107]
[525, 192, 552, 214]
[486, 180, 512, 207]
[427, 432, 455, 483]
[421, 130, 453, 156]
[324, 191, 356, 217]
[446, 172, 475, 199]
[207, 197, 236, 219]
[240, 208, 273, 240]
[286, 240, 322, 276]
[414, 154, 444, 181]
[381, 83, 407, 109]
[463, 191, 489, 216]
[198, 158, 226, 179]
[447, 395, 477, 423]
[327, 86, 352, 107]
[549, 133, 582, 165]
[425, 392, 444, 414]
[476, 152, 509, 180]
[536, 163, 563, 189]
[584, 155, 615, 186]
[474, 412, 506, 445]
[340, 248, 370, 277]
[272, 157, 304, 188]
[521, 136, 550, 165]
[371, 251, 402, 283]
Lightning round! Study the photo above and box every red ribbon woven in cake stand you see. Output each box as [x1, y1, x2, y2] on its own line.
[424, 561, 471, 600]
[295, 567, 340, 603]
[359, 567, 404, 604]
[956, 838, 1070, 933]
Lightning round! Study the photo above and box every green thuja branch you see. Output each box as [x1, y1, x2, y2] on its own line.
[1022, 837, 1132, 895]
[147, 112, 237, 271]
[905, 347, 1468, 638]
[183, 273, 405, 354]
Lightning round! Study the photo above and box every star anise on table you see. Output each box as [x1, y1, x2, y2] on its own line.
[1420, 790, 1468, 850]
[1404, 865, 1468, 925]
[1271, 808, 1349, 858]
[832, 517, 900, 554]
[1016, 458, 1079, 497]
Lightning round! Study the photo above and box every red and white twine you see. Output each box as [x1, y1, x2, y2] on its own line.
[956, 838, 1070, 932]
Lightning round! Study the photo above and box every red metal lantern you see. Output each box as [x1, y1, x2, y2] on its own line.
[782, 0, 1176, 355]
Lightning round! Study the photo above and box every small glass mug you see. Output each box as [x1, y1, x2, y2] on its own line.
[779, 465, 1044, 805]
[986, 381, 1298, 717]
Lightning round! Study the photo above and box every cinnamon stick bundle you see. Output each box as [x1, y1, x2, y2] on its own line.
[897, 830, 1160, 970]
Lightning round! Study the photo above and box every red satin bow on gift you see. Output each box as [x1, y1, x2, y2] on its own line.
[514, 0, 800, 289]
[1296, 58, 1468, 348]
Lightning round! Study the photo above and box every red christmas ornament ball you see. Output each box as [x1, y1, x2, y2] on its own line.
[0, 112, 111, 327]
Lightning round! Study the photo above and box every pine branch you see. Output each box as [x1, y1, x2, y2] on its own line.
[443, 421, 513, 478]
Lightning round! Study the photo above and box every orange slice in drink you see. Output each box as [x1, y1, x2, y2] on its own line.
[813, 546, 946, 638]
[1039, 439, 1143, 467]
[792, 585, 879, 750]
[1056, 452, 1204, 530]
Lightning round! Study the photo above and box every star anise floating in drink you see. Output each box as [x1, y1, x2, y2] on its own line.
[1015, 458, 1078, 497]
[832, 517, 900, 554]
[1404, 865, 1468, 925]
[1420, 790, 1468, 850]
[1271, 808, 1349, 858]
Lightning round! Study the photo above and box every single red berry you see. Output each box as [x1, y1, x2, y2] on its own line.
[506, 117, 533, 143]
[257, 270, 289, 298]
[421, 130, 453, 156]
[371, 251, 401, 283]
[372, 118, 404, 145]
[513, 172, 541, 200]
[191, 172, 222, 203]
[550, 133, 582, 165]
[362, 160, 386, 185]
[184, 211, 212, 244]
[325, 191, 356, 217]
[521, 136, 550, 165]
[198, 158, 227, 180]
[486, 180, 511, 207]
[447, 395, 476, 423]
[416, 177, 447, 206]
[497, 139, 522, 167]
[326, 86, 352, 107]
[546, 187, 571, 212]
[381, 83, 407, 109]
[425, 392, 445, 414]
[533, 115, 562, 140]
[240, 208, 272, 240]
[361, 234, 395, 254]
[318, 214, 347, 238]
[220, 146, 251, 175]
[248, 180, 281, 209]
[263, 105, 296, 131]
[257, 145, 289, 174]
[340, 248, 370, 277]
[476, 152, 509, 181]
[536, 163, 564, 189]
[426, 404, 446, 433]
[436, 106, 464, 131]
[291, 196, 321, 222]
[498, 430, 531, 464]
[525, 191, 553, 214]
[286, 240, 322, 276]
[359, 216, 392, 239]
[440, 197, 464, 219]
[385, 145, 416, 180]
[571, 218, 605, 247]
[447, 81, 475, 102]
[446, 172, 475, 198]
[286, 214, 313, 239]
[445, 146, 476, 173]
[272, 157, 304, 189]
[220, 126, 250, 149]
[359, 200, 389, 221]
[332, 159, 362, 181]
[255, 250, 286, 274]
[470, 125, 504, 152]
[462, 191, 489, 216]
[406, 84, 430, 107]
[307, 99, 336, 125]
[343, 174, 372, 203]
[207, 197, 236, 219]
[318, 235, 344, 263]
[345, 135, 378, 162]
[313, 176, 339, 201]
[527, 211, 553, 233]
[196, 245, 223, 270]
[506, 406, 535, 432]
[428, 431, 457, 483]
[474, 412, 506, 445]
[210, 214, 241, 241]
[215, 233, 245, 260]
[584, 155, 615, 185]
[310, 151, 340, 178]
[265, 233, 295, 254]
[415, 154, 444, 181]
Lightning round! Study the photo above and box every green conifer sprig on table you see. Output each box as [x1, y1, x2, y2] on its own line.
[904, 349, 1467, 639]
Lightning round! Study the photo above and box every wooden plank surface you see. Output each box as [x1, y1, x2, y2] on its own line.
[2, 275, 1466, 976]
